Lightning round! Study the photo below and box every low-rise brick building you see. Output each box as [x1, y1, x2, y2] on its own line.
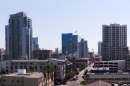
[33, 50, 53, 60]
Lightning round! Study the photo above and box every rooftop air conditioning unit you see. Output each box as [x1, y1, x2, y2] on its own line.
[18, 69, 26, 75]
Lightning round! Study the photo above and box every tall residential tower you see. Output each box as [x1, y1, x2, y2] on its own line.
[5, 12, 32, 60]
[101, 24, 128, 60]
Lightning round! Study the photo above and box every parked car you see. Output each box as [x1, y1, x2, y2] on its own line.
[76, 75, 79, 80]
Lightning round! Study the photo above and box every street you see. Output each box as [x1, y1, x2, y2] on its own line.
[61, 63, 94, 86]
[76, 63, 94, 83]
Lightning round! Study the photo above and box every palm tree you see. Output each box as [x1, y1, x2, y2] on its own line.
[53, 64, 59, 78]
[53, 64, 59, 85]
[45, 64, 52, 82]
[42, 65, 47, 78]
[42, 65, 47, 85]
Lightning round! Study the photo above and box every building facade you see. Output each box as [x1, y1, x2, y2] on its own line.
[98, 41, 102, 55]
[75, 58, 89, 68]
[80, 39, 88, 58]
[0, 60, 48, 73]
[1, 72, 54, 86]
[55, 48, 58, 55]
[94, 60, 126, 70]
[0, 48, 4, 61]
[5, 12, 32, 60]
[33, 50, 53, 60]
[62, 33, 81, 58]
[32, 37, 39, 50]
[126, 54, 130, 70]
[48, 58, 70, 78]
[101, 24, 128, 61]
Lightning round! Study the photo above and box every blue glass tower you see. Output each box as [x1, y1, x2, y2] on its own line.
[62, 33, 73, 55]
[62, 33, 81, 58]
[33, 37, 39, 50]
[98, 41, 102, 54]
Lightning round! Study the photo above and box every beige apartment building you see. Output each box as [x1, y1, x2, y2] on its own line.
[1, 71, 54, 86]
[101, 23, 129, 61]
[0, 60, 48, 73]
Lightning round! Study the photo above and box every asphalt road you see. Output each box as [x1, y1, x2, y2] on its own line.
[61, 63, 94, 86]
[76, 63, 94, 83]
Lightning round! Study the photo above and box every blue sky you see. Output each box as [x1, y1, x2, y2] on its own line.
[0, 0, 130, 52]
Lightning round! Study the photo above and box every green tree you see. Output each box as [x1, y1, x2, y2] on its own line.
[65, 72, 76, 80]
[83, 69, 88, 79]
[42, 65, 47, 78]
[42, 65, 47, 85]
[42, 64, 54, 82]
[72, 67, 79, 75]
[73, 60, 76, 69]
[29, 66, 36, 72]
[53, 64, 59, 78]
[11, 69, 14, 73]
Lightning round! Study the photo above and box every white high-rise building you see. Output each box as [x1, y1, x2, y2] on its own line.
[101, 23, 128, 60]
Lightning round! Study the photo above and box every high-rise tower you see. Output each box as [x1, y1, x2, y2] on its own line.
[32, 37, 39, 50]
[5, 12, 32, 60]
[62, 33, 81, 58]
[101, 24, 128, 60]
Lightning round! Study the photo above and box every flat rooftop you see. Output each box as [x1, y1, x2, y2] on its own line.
[11, 60, 48, 63]
[91, 68, 109, 70]
[97, 60, 125, 62]
[48, 58, 67, 62]
[2, 72, 44, 78]
[89, 74, 130, 78]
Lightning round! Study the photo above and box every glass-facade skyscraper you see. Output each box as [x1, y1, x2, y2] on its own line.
[62, 33, 73, 55]
[62, 33, 81, 58]
[32, 37, 39, 50]
[5, 12, 32, 60]
[98, 41, 102, 54]
[80, 39, 88, 58]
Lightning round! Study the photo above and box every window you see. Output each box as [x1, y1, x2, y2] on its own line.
[104, 62, 108, 64]
[104, 65, 108, 67]
[3, 79, 6, 81]
[6, 62, 8, 65]
[12, 80, 14, 83]
[57, 63, 61, 65]
[17, 80, 19, 83]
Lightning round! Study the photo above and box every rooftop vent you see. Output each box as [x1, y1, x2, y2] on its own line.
[18, 69, 26, 75]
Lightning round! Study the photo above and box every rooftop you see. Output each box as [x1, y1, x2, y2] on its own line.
[91, 68, 109, 70]
[98, 60, 125, 62]
[2, 72, 44, 79]
[87, 80, 111, 86]
[48, 58, 67, 62]
[11, 60, 48, 63]
[89, 74, 130, 78]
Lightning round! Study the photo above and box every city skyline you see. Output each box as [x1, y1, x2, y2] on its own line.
[1, 0, 130, 52]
